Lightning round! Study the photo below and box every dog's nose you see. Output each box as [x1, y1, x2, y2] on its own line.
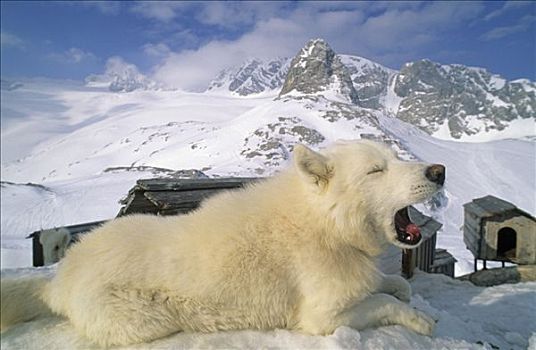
[425, 164, 445, 186]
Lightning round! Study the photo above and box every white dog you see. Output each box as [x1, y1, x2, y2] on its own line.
[1, 140, 445, 347]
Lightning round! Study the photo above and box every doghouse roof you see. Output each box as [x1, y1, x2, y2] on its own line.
[407, 206, 442, 239]
[463, 195, 535, 221]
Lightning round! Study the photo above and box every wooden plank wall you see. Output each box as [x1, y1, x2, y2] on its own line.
[118, 178, 258, 216]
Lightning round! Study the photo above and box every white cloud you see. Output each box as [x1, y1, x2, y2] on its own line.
[104, 56, 141, 75]
[84, 1, 121, 15]
[129, 1, 288, 27]
[484, 1, 532, 21]
[66, 1, 121, 15]
[357, 2, 483, 52]
[150, 2, 485, 91]
[143, 42, 172, 58]
[481, 15, 536, 41]
[130, 2, 187, 22]
[48, 47, 98, 64]
[195, 2, 289, 29]
[1, 31, 25, 49]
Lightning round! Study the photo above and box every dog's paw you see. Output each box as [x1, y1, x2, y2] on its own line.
[390, 276, 411, 303]
[405, 309, 435, 336]
[393, 284, 411, 303]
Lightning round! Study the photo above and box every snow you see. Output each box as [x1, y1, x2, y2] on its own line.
[339, 54, 396, 76]
[1, 78, 535, 276]
[485, 91, 509, 108]
[1, 270, 534, 350]
[489, 75, 506, 90]
[432, 117, 536, 143]
[0, 171, 158, 269]
[1, 83, 269, 183]
[511, 79, 536, 93]
[207, 57, 290, 96]
[382, 73, 404, 115]
[322, 75, 355, 104]
[85, 56, 161, 92]
[1, 69, 535, 349]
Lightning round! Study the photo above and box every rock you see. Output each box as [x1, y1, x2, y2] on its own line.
[394, 60, 536, 138]
[458, 265, 536, 286]
[279, 39, 359, 104]
[208, 58, 290, 96]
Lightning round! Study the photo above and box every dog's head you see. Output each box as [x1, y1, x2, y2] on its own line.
[293, 140, 445, 253]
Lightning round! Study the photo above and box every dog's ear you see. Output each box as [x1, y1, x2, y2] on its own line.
[293, 144, 333, 189]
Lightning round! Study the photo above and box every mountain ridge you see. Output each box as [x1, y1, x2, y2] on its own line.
[3, 38, 534, 185]
[206, 39, 535, 140]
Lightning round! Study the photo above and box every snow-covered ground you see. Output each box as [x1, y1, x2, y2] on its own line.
[1, 269, 534, 350]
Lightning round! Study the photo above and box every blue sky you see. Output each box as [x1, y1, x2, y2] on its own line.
[1, 1, 535, 90]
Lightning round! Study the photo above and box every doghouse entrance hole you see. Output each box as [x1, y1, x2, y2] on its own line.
[497, 227, 516, 259]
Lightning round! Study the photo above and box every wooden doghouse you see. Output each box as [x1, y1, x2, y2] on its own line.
[397, 207, 456, 278]
[29, 177, 456, 278]
[464, 195, 536, 271]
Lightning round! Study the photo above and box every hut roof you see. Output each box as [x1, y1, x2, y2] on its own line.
[463, 195, 535, 221]
[26, 220, 107, 239]
[118, 177, 258, 216]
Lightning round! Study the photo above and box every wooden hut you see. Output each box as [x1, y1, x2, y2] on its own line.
[463, 195, 536, 271]
[117, 177, 257, 216]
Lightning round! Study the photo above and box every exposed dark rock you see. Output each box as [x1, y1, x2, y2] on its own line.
[279, 39, 359, 104]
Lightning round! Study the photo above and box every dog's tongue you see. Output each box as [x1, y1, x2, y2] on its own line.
[405, 223, 421, 240]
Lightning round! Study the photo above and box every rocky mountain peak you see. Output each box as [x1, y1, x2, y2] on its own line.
[205, 38, 534, 140]
[393, 59, 536, 139]
[279, 39, 359, 104]
[207, 57, 290, 96]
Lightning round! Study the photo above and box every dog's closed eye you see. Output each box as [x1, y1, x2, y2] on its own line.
[366, 166, 384, 175]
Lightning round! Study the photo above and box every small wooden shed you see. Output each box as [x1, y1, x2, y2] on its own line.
[463, 195, 536, 270]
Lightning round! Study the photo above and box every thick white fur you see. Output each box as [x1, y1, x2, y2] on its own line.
[1, 275, 53, 332]
[1, 140, 441, 347]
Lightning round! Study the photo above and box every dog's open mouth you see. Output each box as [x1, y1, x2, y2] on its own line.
[394, 207, 422, 246]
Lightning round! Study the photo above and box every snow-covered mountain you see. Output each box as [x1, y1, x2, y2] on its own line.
[393, 60, 536, 140]
[207, 39, 535, 141]
[207, 57, 290, 96]
[340, 54, 395, 110]
[85, 57, 161, 92]
[279, 39, 359, 104]
[1, 39, 535, 277]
